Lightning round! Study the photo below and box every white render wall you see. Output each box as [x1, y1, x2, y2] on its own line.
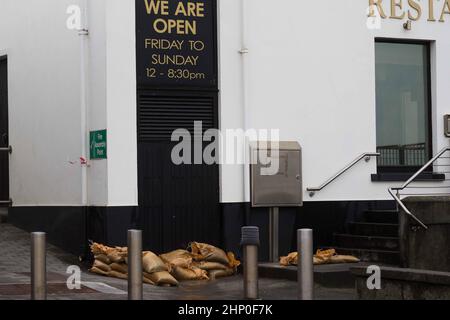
[104, 0, 138, 207]
[218, 0, 450, 202]
[1, 0, 449, 207]
[0, 0, 138, 207]
[0, 0, 83, 206]
[86, 0, 138, 207]
[87, 0, 108, 206]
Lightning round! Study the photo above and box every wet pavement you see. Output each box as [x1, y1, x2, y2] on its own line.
[0, 223, 355, 300]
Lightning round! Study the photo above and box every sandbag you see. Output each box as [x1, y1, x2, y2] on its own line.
[227, 252, 241, 269]
[190, 242, 229, 265]
[280, 252, 298, 266]
[93, 259, 111, 273]
[115, 246, 128, 253]
[91, 243, 126, 259]
[90, 266, 109, 276]
[171, 266, 209, 281]
[142, 273, 156, 285]
[108, 270, 128, 280]
[313, 255, 329, 265]
[329, 255, 360, 264]
[143, 277, 155, 285]
[95, 254, 111, 265]
[89, 243, 126, 263]
[280, 248, 360, 266]
[194, 261, 228, 271]
[90, 243, 111, 255]
[279, 251, 330, 265]
[315, 248, 336, 259]
[160, 250, 193, 269]
[110, 262, 128, 274]
[107, 252, 126, 263]
[143, 251, 167, 274]
[145, 271, 179, 286]
[208, 267, 235, 279]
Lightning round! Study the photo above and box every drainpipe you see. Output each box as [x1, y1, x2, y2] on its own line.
[79, 0, 89, 208]
[240, 0, 251, 225]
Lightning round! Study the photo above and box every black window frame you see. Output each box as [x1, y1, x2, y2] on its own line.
[375, 38, 433, 174]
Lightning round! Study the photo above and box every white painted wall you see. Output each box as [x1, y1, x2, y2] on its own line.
[0, 0, 138, 207]
[1, 0, 449, 206]
[0, 0, 83, 206]
[218, 0, 450, 202]
[105, 0, 138, 207]
[87, 0, 108, 206]
[88, 0, 138, 207]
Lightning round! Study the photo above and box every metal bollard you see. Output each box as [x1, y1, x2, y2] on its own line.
[31, 232, 47, 300]
[297, 229, 314, 300]
[241, 226, 260, 300]
[269, 207, 279, 263]
[128, 229, 143, 300]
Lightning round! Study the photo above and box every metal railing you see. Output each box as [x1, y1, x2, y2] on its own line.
[0, 199, 12, 206]
[0, 146, 12, 154]
[307, 152, 380, 197]
[388, 147, 450, 230]
[377, 143, 426, 167]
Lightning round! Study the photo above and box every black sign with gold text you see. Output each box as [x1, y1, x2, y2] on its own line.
[136, 0, 217, 88]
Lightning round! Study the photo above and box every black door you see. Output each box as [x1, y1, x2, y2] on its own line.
[137, 91, 221, 253]
[0, 57, 9, 203]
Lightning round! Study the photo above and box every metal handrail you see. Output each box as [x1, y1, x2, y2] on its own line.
[0, 146, 12, 154]
[400, 147, 450, 189]
[307, 152, 380, 197]
[0, 199, 12, 206]
[388, 188, 427, 229]
[388, 147, 450, 230]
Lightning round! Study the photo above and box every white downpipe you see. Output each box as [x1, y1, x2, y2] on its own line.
[79, 0, 89, 206]
[241, 0, 250, 204]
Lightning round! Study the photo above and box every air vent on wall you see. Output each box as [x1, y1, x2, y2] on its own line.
[138, 93, 215, 141]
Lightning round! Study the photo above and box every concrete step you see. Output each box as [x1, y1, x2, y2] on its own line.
[363, 210, 399, 223]
[349, 222, 399, 237]
[335, 247, 400, 265]
[334, 234, 399, 251]
[259, 262, 364, 288]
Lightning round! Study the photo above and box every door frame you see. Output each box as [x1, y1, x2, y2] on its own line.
[0, 55, 10, 204]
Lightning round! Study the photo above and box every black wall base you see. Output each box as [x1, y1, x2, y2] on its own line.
[87, 206, 139, 248]
[9, 200, 395, 261]
[222, 200, 395, 262]
[9, 206, 87, 256]
[9, 206, 138, 257]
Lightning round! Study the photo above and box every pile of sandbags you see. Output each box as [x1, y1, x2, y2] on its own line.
[89, 243, 179, 287]
[280, 248, 360, 266]
[160, 249, 209, 281]
[89, 242, 240, 285]
[142, 251, 179, 286]
[161, 242, 241, 281]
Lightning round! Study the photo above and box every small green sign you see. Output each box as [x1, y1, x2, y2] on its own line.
[90, 129, 107, 160]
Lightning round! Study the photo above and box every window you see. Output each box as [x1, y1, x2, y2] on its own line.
[375, 40, 431, 172]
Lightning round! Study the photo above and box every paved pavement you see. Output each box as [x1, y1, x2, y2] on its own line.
[0, 223, 355, 300]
